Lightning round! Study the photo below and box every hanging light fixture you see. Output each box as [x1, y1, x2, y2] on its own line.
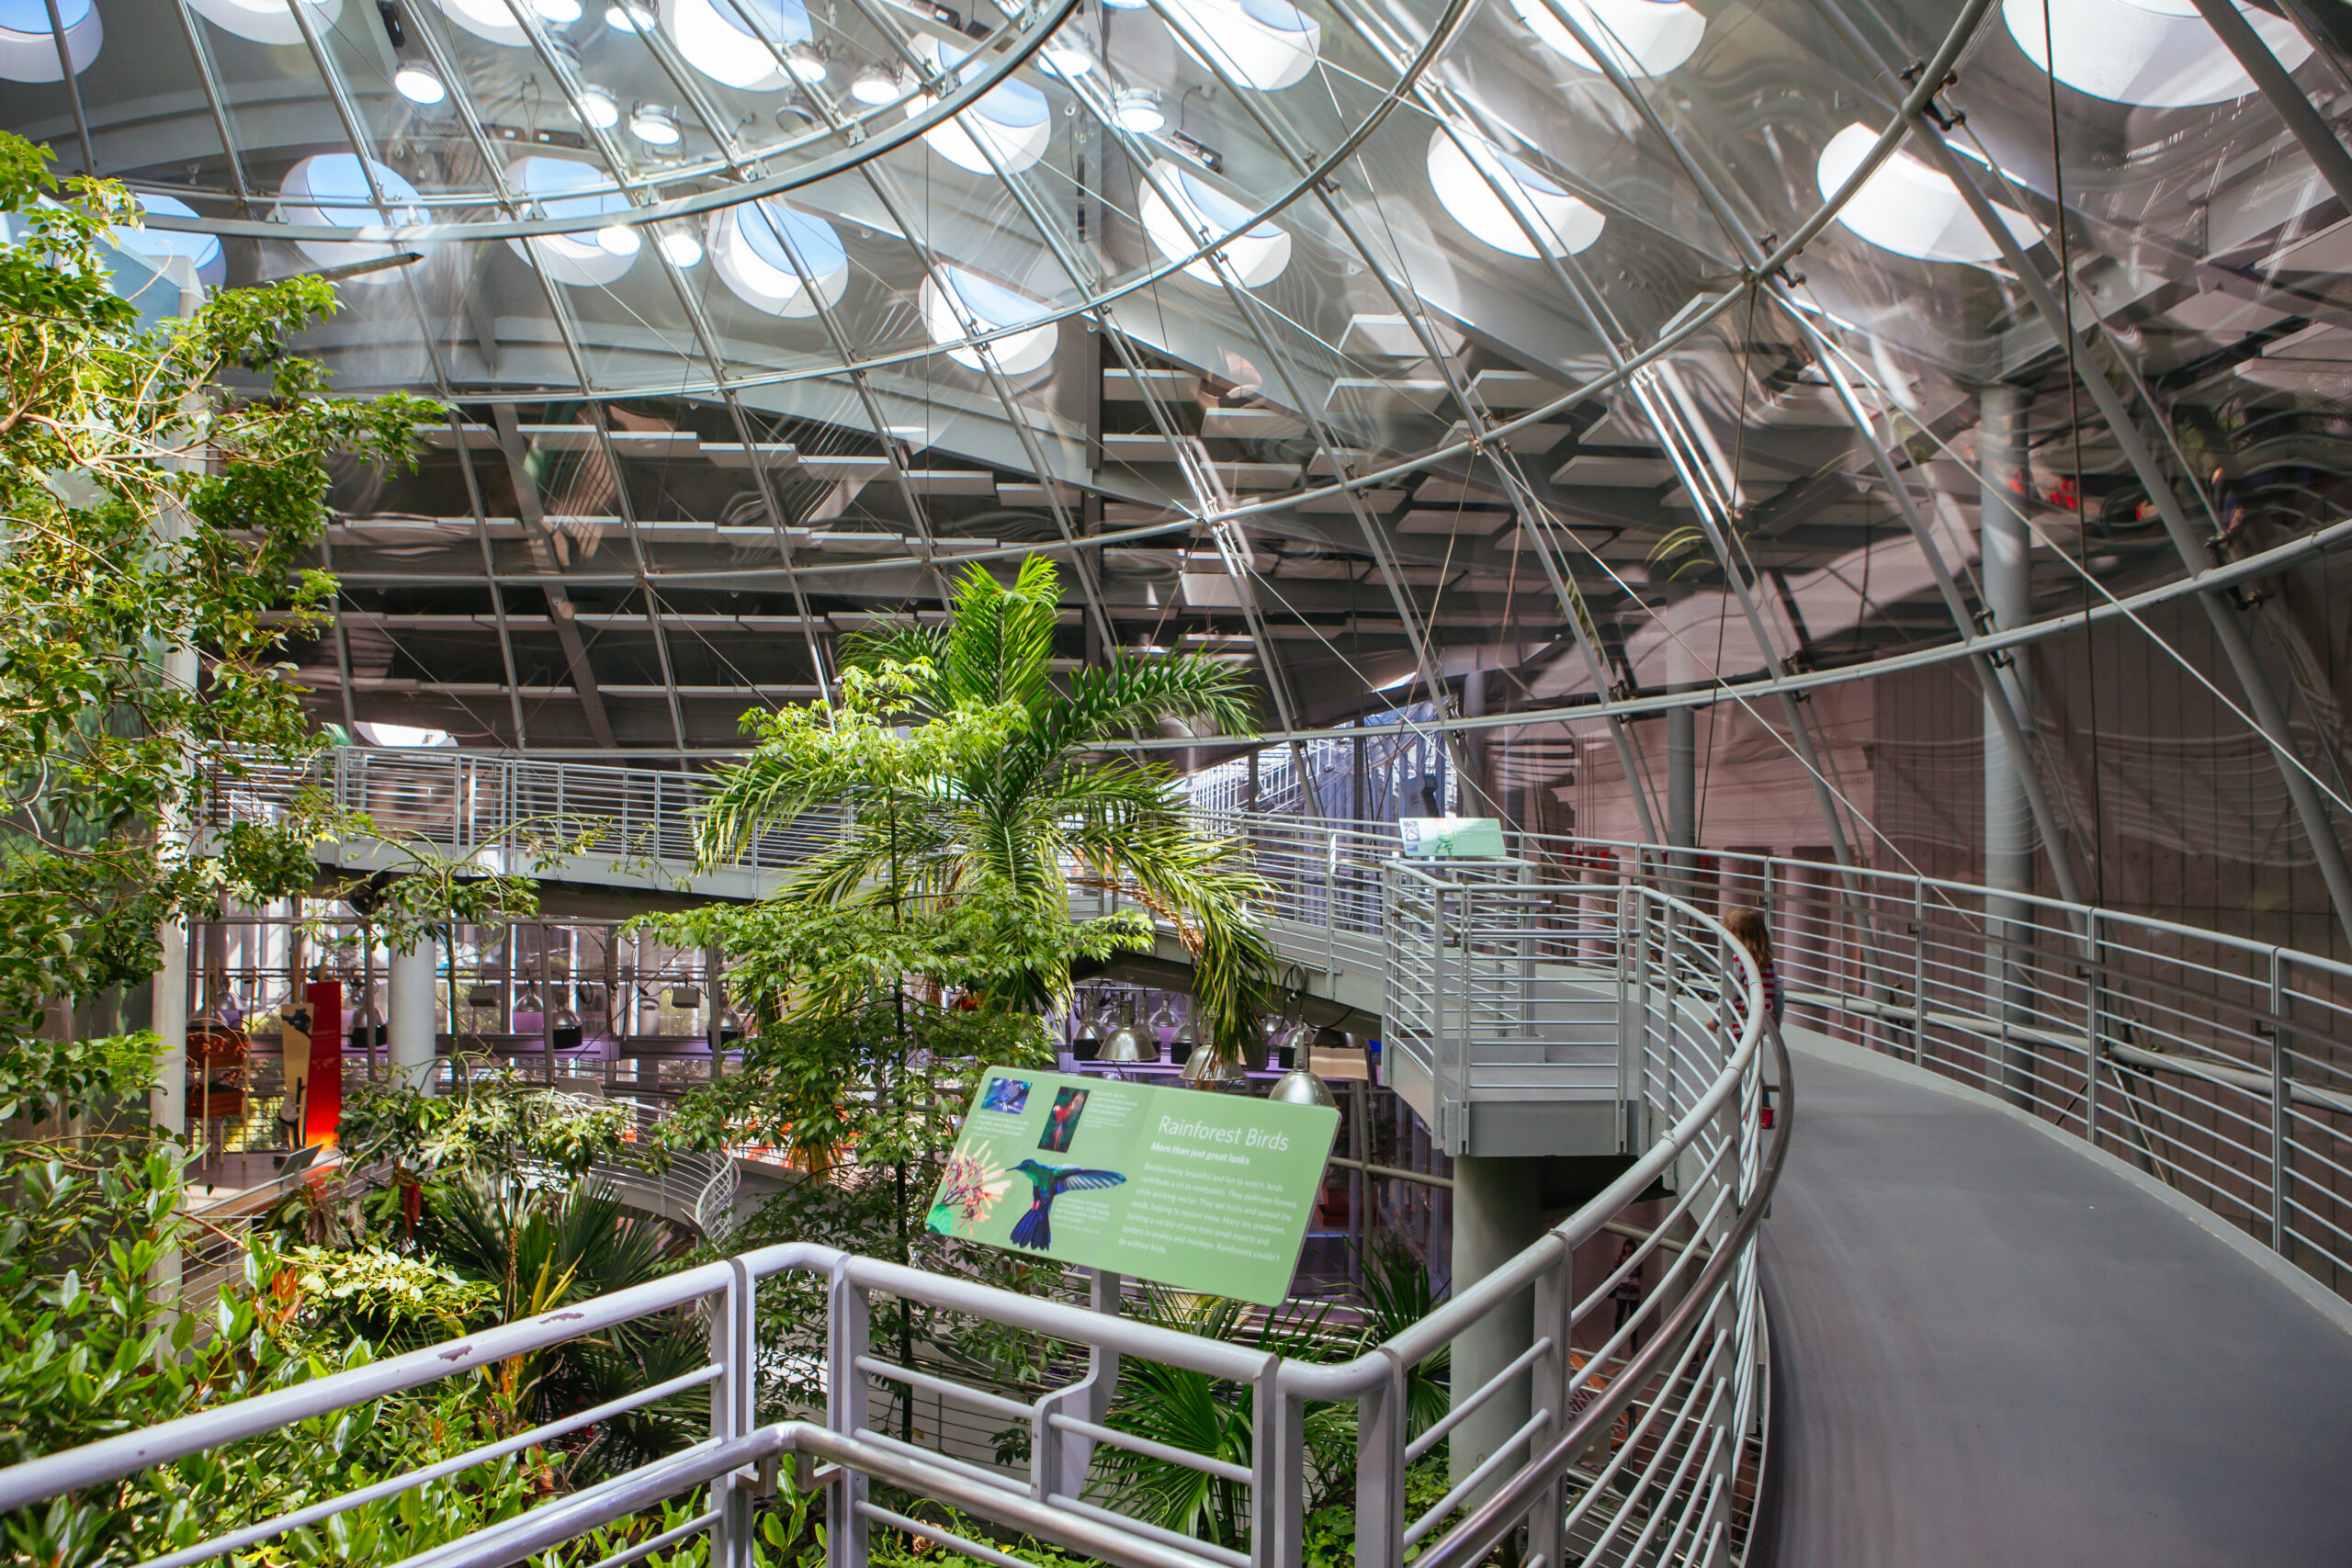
[1180, 1047, 1246, 1089]
[393, 58, 447, 103]
[1099, 999, 1151, 1064]
[551, 1003, 583, 1049]
[850, 62, 903, 103]
[1110, 87, 1165, 134]
[1268, 1063, 1337, 1106]
[630, 102, 683, 145]
[1071, 995, 1103, 1059]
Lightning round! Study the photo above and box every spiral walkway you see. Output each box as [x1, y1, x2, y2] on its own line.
[1755, 1031, 2352, 1568]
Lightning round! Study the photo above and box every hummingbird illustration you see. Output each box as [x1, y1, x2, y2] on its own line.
[1009, 1158, 1125, 1250]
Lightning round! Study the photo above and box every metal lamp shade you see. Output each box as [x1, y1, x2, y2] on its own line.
[1099, 1021, 1152, 1064]
[1268, 1065, 1337, 1107]
[1180, 1048, 1248, 1090]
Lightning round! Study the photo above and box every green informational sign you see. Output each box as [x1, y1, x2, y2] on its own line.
[1399, 816, 1508, 858]
[926, 1068, 1340, 1305]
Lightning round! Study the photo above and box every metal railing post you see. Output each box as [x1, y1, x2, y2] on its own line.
[1354, 1358, 1408, 1568]
[1259, 1367, 1304, 1568]
[1528, 1248, 1572, 1568]
[827, 1262, 871, 1568]
[712, 1259, 755, 1568]
[1910, 878, 1927, 1066]
[2269, 947, 2289, 1254]
[2083, 911, 2102, 1151]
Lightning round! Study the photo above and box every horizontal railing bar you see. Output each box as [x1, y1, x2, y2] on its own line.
[1045, 1414, 1254, 1485]
[1405, 1406, 1551, 1547]
[1406, 1336, 1555, 1465]
[587, 1507, 721, 1568]
[854, 1429, 1030, 1496]
[858, 1500, 1044, 1568]
[136, 1361, 725, 1568]
[854, 1356, 1037, 1424]
[0, 1260, 745, 1514]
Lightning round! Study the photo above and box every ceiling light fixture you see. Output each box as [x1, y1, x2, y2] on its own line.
[392, 58, 447, 103]
[782, 40, 828, 82]
[630, 102, 682, 144]
[604, 0, 647, 25]
[1038, 30, 1092, 75]
[657, 228, 704, 267]
[1110, 86, 1164, 133]
[574, 82, 620, 127]
[532, 0, 583, 22]
[595, 220, 641, 256]
[850, 62, 903, 103]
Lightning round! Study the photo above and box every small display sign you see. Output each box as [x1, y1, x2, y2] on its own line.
[1399, 816, 1508, 859]
[929, 1068, 1340, 1304]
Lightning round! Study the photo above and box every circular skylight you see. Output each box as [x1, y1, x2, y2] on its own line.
[664, 0, 811, 90]
[180, 0, 340, 46]
[277, 154, 424, 282]
[111, 191, 226, 284]
[922, 265, 1057, 376]
[0, 0, 98, 79]
[1815, 123, 2041, 266]
[1139, 161, 1292, 287]
[709, 199, 848, 317]
[1426, 130, 1602, 258]
[506, 156, 635, 288]
[1508, 0, 1703, 79]
[430, 0, 528, 45]
[2003, 0, 2312, 107]
[1159, 0, 1320, 91]
[907, 35, 1052, 175]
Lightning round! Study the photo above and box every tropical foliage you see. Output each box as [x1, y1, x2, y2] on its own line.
[695, 555, 1274, 1058]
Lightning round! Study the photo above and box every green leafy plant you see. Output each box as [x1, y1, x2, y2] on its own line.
[695, 555, 1275, 1061]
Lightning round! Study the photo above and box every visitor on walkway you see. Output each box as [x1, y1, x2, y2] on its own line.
[1611, 1237, 1645, 1348]
[1723, 906, 1783, 1032]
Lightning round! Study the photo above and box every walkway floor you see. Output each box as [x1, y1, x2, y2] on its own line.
[1757, 1032, 2352, 1567]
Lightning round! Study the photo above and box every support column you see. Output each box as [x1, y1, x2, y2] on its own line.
[389, 937, 439, 1094]
[1668, 704, 1697, 902]
[1980, 388, 2038, 1108]
[1449, 1156, 1547, 1505]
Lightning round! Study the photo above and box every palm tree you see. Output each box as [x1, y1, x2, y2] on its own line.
[696, 555, 1275, 1060]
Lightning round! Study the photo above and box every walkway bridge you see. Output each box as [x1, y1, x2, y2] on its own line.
[67, 746, 2349, 1565]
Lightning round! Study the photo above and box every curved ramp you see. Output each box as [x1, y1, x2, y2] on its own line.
[1756, 1032, 2352, 1567]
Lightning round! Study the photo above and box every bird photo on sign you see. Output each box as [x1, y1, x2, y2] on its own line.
[1008, 1158, 1127, 1250]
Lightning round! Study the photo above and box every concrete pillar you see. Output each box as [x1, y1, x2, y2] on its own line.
[389, 937, 439, 1094]
[1450, 1156, 1548, 1503]
[1980, 387, 2036, 1105]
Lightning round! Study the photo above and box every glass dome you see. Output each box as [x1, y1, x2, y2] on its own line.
[8, 0, 2346, 931]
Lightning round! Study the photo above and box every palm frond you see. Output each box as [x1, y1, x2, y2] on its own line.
[942, 557, 1058, 715]
[1042, 655, 1259, 753]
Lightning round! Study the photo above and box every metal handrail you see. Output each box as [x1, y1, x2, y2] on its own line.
[232, 747, 2352, 1297]
[0, 874, 1769, 1568]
